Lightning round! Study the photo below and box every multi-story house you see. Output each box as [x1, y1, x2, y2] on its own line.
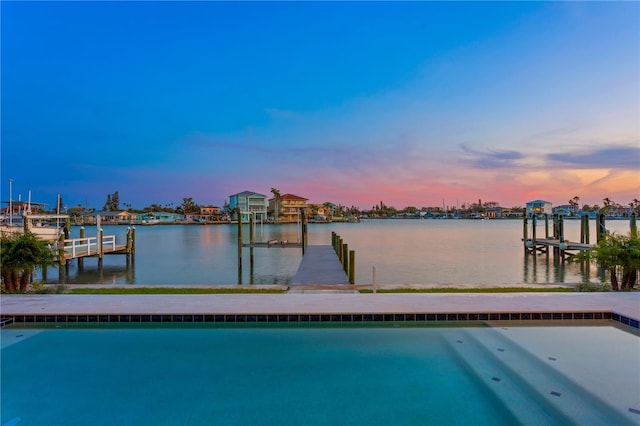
[484, 206, 504, 219]
[269, 193, 308, 222]
[526, 200, 552, 217]
[186, 206, 224, 222]
[229, 191, 267, 222]
[552, 205, 572, 217]
[316, 202, 336, 220]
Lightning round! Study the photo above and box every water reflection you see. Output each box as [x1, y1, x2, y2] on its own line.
[32, 220, 630, 286]
[42, 257, 136, 285]
[522, 250, 608, 285]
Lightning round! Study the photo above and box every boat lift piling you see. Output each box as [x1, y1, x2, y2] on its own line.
[236, 208, 309, 284]
[521, 213, 637, 262]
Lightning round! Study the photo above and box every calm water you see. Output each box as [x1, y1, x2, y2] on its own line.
[42, 219, 632, 286]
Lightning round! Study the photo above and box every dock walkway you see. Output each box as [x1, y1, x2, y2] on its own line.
[292, 245, 349, 285]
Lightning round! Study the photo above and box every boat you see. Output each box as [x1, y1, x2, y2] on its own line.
[0, 214, 68, 243]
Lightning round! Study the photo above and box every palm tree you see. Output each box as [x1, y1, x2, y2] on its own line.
[569, 196, 580, 216]
[270, 188, 281, 222]
[602, 197, 614, 215]
[1, 232, 55, 292]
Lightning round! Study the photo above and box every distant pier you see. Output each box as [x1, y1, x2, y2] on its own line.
[523, 213, 636, 261]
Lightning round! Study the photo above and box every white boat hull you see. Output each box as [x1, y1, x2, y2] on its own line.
[0, 224, 62, 243]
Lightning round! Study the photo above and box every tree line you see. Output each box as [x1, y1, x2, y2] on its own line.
[60, 192, 640, 218]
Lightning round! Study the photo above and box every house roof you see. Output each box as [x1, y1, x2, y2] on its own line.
[271, 194, 308, 201]
[526, 200, 552, 204]
[95, 211, 128, 217]
[230, 191, 266, 198]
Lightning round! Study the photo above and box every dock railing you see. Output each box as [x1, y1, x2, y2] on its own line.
[62, 234, 116, 258]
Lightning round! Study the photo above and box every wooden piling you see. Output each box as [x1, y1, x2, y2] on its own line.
[544, 214, 549, 238]
[342, 243, 349, 273]
[596, 213, 606, 243]
[631, 214, 637, 235]
[64, 218, 70, 240]
[300, 208, 308, 254]
[131, 227, 136, 256]
[57, 233, 65, 280]
[558, 215, 564, 241]
[580, 215, 590, 244]
[348, 250, 355, 284]
[532, 215, 537, 242]
[57, 234, 65, 267]
[249, 213, 255, 271]
[98, 228, 104, 269]
[523, 216, 528, 255]
[78, 227, 85, 269]
[237, 212, 243, 283]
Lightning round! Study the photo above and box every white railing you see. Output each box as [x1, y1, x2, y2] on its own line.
[102, 235, 116, 251]
[63, 235, 117, 258]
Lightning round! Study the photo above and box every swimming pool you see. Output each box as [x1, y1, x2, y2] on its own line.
[2, 323, 638, 426]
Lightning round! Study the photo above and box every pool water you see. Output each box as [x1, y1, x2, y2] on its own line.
[1, 324, 638, 426]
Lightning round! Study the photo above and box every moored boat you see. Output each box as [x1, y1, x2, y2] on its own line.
[0, 214, 68, 243]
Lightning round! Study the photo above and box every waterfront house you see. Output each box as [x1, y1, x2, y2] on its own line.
[229, 191, 267, 222]
[91, 211, 133, 224]
[606, 206, 635, 219]
[552, 205, 572, 217]
[484, 206, 504, 219]
[502, 208, 524, 218]
[140, 212, 184, 223]
[525, 200, 552, 217]
[269, 193, 308, 222]
[187, 205, 224, 222]
[315, 202, 337, 221]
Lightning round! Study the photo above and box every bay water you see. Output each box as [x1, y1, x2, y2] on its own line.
[43, 219, 632, 286]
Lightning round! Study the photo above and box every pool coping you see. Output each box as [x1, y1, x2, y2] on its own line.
[1, 292, 638, 328]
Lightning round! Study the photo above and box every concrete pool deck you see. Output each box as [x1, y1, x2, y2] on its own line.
[1, 291, 638, 326]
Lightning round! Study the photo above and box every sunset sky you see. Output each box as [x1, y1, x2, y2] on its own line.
[2, 1, 638, 211]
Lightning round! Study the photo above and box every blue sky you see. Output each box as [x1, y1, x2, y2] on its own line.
[2, 1, 638, 211]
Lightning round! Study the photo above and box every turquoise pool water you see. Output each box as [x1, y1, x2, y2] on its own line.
[2, 324, 638, 426]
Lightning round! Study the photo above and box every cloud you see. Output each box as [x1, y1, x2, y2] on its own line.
[547, 146, 640, 169]
[460, 144, 526, 169]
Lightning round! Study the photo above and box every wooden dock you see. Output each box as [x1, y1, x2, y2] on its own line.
[524, 238, 595, 260]
[292, 245, 350, 285]
[523, 213, 605, 261]
[533, 239, 594, 251]
[59, 234, 130, 260]
[50, 227, 136, 282]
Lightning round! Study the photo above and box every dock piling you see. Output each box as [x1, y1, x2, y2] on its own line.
[78, 227, 85, 269]
[342, 243, 349, 274]
[544, 214, 549, 238]
[98, 228, 104, 269]
[249, 213, 255, 270]
[237, 211, 243, 284]
[348, 250, 355, 284]
[596, 213, 606, 243]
